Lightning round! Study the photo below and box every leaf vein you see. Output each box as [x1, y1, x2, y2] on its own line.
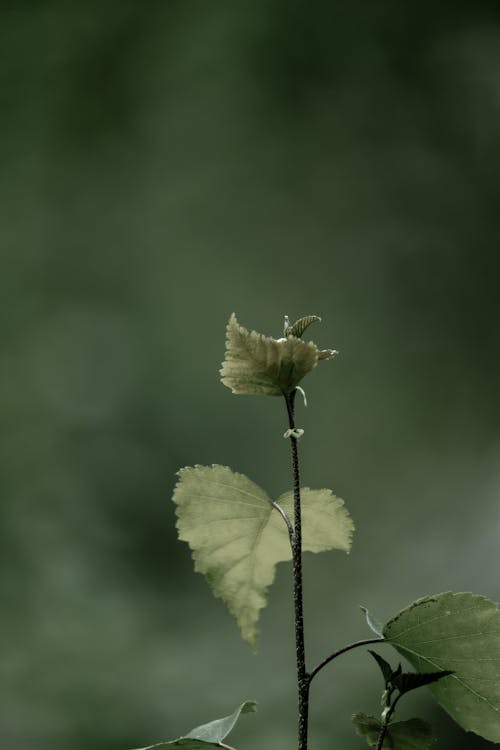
[393, 645, 500, 712]
[202, 478, 270, 504]
[180, 493, 266, 510]
[409, 631, 493, 645]
[388, 603, 490, 639]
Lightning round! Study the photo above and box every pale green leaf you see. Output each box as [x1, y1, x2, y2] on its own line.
[173, 465, 291, 649]
[275, 488, 353, 554]
[352, 713, 433, 750]
[220, 313, 326, 396]
[383, 592, 500, 743]
[184, 701, 256, 744]
[173, 465, 353, 648]
[132, 701, 256, 750]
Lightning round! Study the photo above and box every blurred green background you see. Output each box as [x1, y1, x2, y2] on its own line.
[1, 2, 499, 748]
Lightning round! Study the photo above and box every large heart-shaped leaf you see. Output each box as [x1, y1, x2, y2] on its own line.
[383, 592, 500, 743]
[132, 701, 256, 749]
[173, 465, 353, 648]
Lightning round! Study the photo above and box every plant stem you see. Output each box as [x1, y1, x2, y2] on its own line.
[309, 638, 384, 683]
[375, 721, 388, 750]
[284, 390, 310, 750]
[374, 695, 400, 750]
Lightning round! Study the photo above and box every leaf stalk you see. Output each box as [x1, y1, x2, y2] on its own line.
[374, 694, 401, 750]
[309, 638, 385, 683]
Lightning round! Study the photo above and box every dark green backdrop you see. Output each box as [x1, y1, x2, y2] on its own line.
[1, 2, 499, 748]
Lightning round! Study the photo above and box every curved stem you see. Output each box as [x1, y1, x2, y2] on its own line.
[284, 390, 310, 750]
[309, 638, 385, 683]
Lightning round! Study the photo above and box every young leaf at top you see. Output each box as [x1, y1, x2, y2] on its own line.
[131, 701, 256, 750]
[283, 315, 321, 339]
[383, 592, 500, 743]
[352, 713, 433, 750]
[173, 465, 353, 649]
[220, 313, 336, 397]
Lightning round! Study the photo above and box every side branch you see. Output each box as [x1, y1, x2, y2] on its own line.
[309, 638, 384, 683]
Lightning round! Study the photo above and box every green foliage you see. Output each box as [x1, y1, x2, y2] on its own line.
[166, 315, 499, 749]
[173, 464, 353, 648]
[132, 701, 256, 749]
[352, 713, 433, 750]
[369, 651, 452, 697]
[219, 313, 336, 397]
[278, 487, 353, 553]
[393, 670, 454, 696]
[368, 650, 394, 685]
[383, 592, 500, 743]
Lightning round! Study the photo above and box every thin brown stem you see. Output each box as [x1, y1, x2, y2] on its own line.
[375, 695, 400, 750]
[375, 722, 388, 750]
[284, 389, 310, 750]
[283, 390, 381, 748]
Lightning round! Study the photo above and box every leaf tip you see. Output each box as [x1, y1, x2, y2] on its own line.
[360, 605, 384, 637]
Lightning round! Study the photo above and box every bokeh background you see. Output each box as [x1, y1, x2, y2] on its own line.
[1, 2, 500, 748]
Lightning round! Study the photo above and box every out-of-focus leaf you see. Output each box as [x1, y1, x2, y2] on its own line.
[173, 465, 353, 648]
[220, 313, 334, 396]
[352, 713, 433, 749]
[383, 592, 500, 742]
[132, 701, 257, 749]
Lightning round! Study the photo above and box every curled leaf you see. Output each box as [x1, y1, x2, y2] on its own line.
[284, 315, 321, 338]
[360, 605, 384, 638]
[318, 348, 338, 360]
[220, 313, 335, 396]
